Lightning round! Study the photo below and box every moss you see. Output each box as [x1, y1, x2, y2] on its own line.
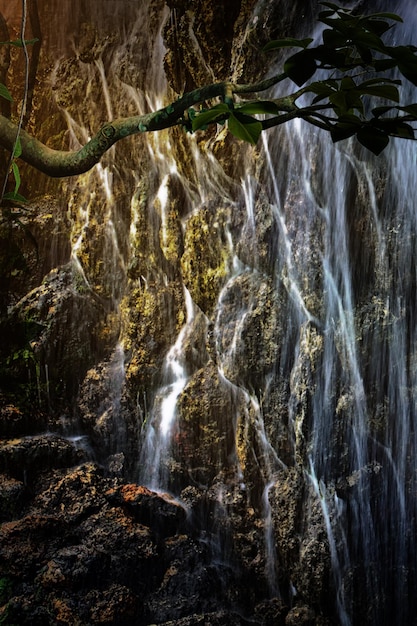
[121, 280, 185, 395]
[181, 204, 231, 316]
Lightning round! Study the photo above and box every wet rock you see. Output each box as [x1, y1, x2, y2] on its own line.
[285, 605, 316, 625]
[254, 597, 288, 626]
[77, 345, 141, 475]
[155, 610, 255, 625]
[181, 203, 232, 317]
[0, 474, 26, 521]
[34, 462, 111, 521]
[0, 2, 352, 625]
[0, 513, 70, 579]
[269, 468, 304, 578]
[0, 434, 86, 483]
[72, 506, 159, 591]
[0, 196, 71, 313]
[269, 470, 333, 619]
[163, 0, 244, 91]
[85, 584, 139, 624]
[175, 361, 237, 486]
[289, 321, 325, 466]
[122, 278, 184, 397]
[235, 191, 281, 276]
[215, 271, 283, 390]
[0, 399, 47, 438]
[3, 263, 119, 406]
[0, 462, 163, 625]
[181, 307, 211, 373]
[144, 532, 240, 623]
[105, 483, 188, 538]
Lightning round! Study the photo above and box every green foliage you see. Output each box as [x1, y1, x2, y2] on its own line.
[0, 38, 35, 204]
[0, 38, 38, 47]
[236, 101, 280, 115]
[0, 4, 416, 170]
[267, 2, 417, 154]
[227, 112, 262, 144]
[191, 103, 230, 131]
[188, 2, 417, 156]
[0, 83, 12, 102]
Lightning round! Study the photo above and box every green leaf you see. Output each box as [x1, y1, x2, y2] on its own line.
[322, 28, 348, 49]
[13, 137, 22, 159]
[308, 80, 338, 95]
[400, 104, 417, 117]
[307, 80, 338, 104]
[398, 61, 417, 86]
[361, 12, 403, 23]
[385, 46, 417, 86]
[11, 162, 21, 193]
[375, 118, 415, 139]
[340, 77, 356, 91]
[319, 10, 338, 20]
[0, 83, 12, 102]
[319, 2, 343, 11]
[356, 127, 389, 155]
[329, 90, 349, 114]
[313, 45, 351, 70]
[373, 59, 399, 72]
[263, 37, 313, 52]
[359, 77, 401, 87]
[359, 19, 392, 37]
[227, 112, 262, 145]
[2, 191, 27, 203]
[356, 45, 373, 65]
[192, 103, 229, 131]
[236, 101, 279, 115]
[389, 122, 414, 139]
[284, 50, 317, 87]
[348, 28, 385, 53]
[0, 38, 39, 47]
[372, 105, 397, 117]
[358, 84, 399, 102]
[330, 113, 362, 142]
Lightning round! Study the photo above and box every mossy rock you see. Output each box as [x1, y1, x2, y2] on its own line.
[215, 270, 284, 390]
[122, 279, 185, 395]
[175, 361, 237, 485]
[181, 203, 231, 316]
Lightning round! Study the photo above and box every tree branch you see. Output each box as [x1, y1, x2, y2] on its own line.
[0, 76, 288, 178]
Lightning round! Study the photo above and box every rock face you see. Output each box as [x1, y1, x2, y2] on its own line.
[0, 1, 415, 625]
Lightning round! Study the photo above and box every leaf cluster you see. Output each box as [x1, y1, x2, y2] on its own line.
[190, 102, 264, 144]
[0, 38, 38, 204]
[189, 3, 417, 155]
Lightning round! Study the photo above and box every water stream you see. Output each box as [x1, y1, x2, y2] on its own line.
[262, 2, 417, 623]
[33, 0, 417, 622]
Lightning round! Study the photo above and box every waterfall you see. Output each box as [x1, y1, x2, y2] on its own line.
[257, 1, 417, 623]
[7, 0, 417, 623]
[72, 0, 416, 621]
[138, 286, 195, 491]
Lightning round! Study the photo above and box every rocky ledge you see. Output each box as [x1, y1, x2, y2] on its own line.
[0, 427, 326, 626]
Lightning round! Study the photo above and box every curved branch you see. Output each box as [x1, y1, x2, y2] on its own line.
[0, 74, 288, 178]
[0, 83, 225, 176]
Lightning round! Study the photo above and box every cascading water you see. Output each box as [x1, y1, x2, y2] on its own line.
[8, 0, 417, 623]
[257, 1, 417, 623]
[138, 285, 195, 490]
[73, 0, 417, 621]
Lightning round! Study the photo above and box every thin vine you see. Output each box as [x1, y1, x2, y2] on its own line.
[0, 0, 30, 205]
